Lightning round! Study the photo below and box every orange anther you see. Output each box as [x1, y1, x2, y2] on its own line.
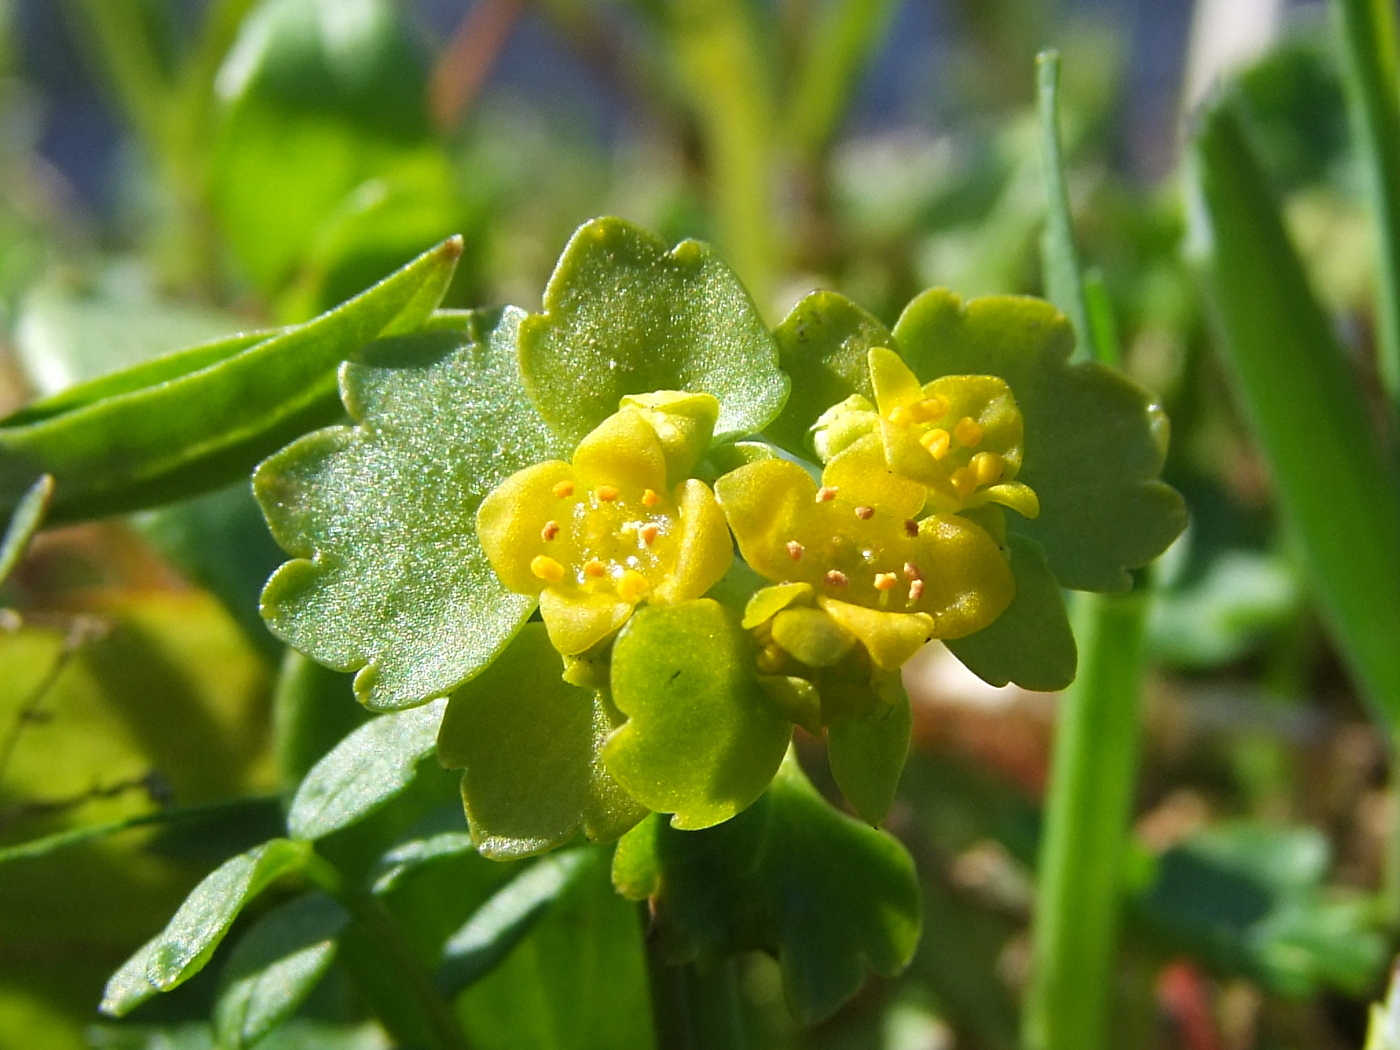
[816, 486, 839, 502]
[639, 523, 661, 545]
[786, 540, 805, 560]
[553, 480, 575, 498]
[641, 488, 660, 507]
[904, 562, 922, 580]
[854, 505, 874, 520]
[541, 520, 561, 542]
[908, 579, 925, 602]
[596, 485, 619, 502]
[583, 559, 607, 578]
[874, 572, 897, 591]
[825, 569, 849, 588]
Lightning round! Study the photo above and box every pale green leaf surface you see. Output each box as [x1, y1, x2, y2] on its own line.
[0, 473, 51, 587]
[612, 753, 920, 1023]
[0, 237, 460, 523]
[214, 892, 349, 1050]
[257, 307, 563, 711]
[519, 217, 788, 445]
[944, 533, 1077, 691]
[370, 829, 476, 895]
[287, 699, 447, 841]
[101, 839, 312, 1016]
[766, 290, 888, 457]
[437, 849, 591, 996]
[438, 624, 645, 858]
[893, 289, 1185, 591]
[605, 600, 792, 830]
[826, 678, 912, 825]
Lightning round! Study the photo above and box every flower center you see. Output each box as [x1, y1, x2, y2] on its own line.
[529, 483, 677, 602]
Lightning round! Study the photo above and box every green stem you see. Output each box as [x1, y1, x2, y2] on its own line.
[1334, 0, 1400, 414]
[1022, 587, 1150, 1050]
[650, 953, 749, 1050]
[303, 852, 470, 1050]
[787, 0, 900, 159]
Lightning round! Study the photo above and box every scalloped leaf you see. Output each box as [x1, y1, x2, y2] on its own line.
[257, 308, 565, 710]
[519, 217, 789, 445]
[944, 532, 1077, 691]
[766, 290, 889, 457]
[101, 839, 312, 1017]
[612, 753, 920, 1023]
[826, 675, 912, 825]
[287, 699, 447, 841]
[437, 624, 645, 858]
[604, 599, 792, 830]
[893, 290, 1185, 592]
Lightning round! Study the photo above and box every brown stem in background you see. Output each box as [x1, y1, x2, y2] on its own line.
[430, 0, 530, 132]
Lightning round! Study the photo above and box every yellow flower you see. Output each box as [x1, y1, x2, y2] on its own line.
[478, 397, 733, 656]
[819, 348, 1040, 520]
[714, 458, 1014, 671]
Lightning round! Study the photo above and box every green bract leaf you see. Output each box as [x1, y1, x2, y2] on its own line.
[766, 290, 889, 457]
[0, 237, 460, 523]
[826, 675, 912, 825]
[437, 624, 645, 858]
[101, 839, 312, 1017]
[605, 600, 792, 830]
[287, 700, 447, 841]
[519, 217, 789, 445]
[944, 533, 1077, 691]
[437, 849, 591, 996]
[0, 473, 51, 587]
[214, 892, 349, 1049]
[257, 307, 564, 710]
[892, 289, 1185, 591]
[613, 753, 920, 1023]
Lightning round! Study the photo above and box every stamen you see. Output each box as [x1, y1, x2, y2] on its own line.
[904, 519, 920, 538]
[786, 540, 805, 560]
[816, 486, 838, 502]
[531, 556, 565, 584]
[921, 428, 951, 459]
[874, 572, 897, 591]
[971, 450, 1004, 486]
[854, 505, 874, 520]
[757, 643, 786, 674]
[904, 562, 922, 580]
[617, 570, 650, 603]
[541, 520, 561, 542]
[825, 569, 849, 588]
[583, 559, 607, 579]
[888, 406, 914, 427]
[908, 579, 925, 602]
[951, 466, 978, 498]
[596, 485, 619, 502]
[640, 523, 661, 545]
[553, 480, 575, 498]
[912, 395, 948, 422]
[641, 488, 660, 507]
[954, 416, 983, 447]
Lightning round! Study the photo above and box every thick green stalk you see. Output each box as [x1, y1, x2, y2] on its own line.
[1334, 0, 1400, 409]
[650, 954, 749, 1050]
[1022, 49, 1153, 1050]
[1022, 588, 1149, 1050]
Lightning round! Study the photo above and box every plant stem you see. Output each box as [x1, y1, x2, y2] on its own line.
[1022, 587, 1150, 1050]
[303, 851, 470, 1050]
[650, 953, 749, 1050]
[1334, 0, 1400, 414]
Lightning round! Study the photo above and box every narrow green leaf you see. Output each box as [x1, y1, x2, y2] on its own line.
[787, 0, 901, 157]
[765, 290, 889, 457]
[519, 217, 789, 445]
[438, 624, 644, 859]
[0, 473, 51, 587]
[0, 236, 461, 523]
[258, 308, 562, 711]
[370, 827, 476, 895]
[614, 753, 920, 1023]
[1188, 96, 1400, 730]
[101, 839, 312, 1016]
[437, 849, 591, 996]
[287, 699, 446, 841]
[214, 892, 349, 1049]
[945, 533, 1077, 691]
[605, 599, 792, 830]
[826, 677, 912, 825]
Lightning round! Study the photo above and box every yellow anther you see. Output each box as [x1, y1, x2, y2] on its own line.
[874, 572, 897, 591]
[854, 505, 874, 520]
[553, 480, 575, 498]
[786, 540, 805, 560]
[596, 485, 619, 502]
[583, 559, 607, 579]
[921, 428, 951, 459]
[816, 486, 839, 502]
[888, 406, 914, 427]
[971, 451, 1004, 486]
[531, 556, 565, 584]
[912, 395, 948, 422]
[641, 488, 660, 507]
[825, 569, 849, 588]
[639, 523, 661, 546]
[757, 643, 786, 673]
[541, 520, 561, 542]
[908, 579, 925, 602]
[904, 562, 922, 580]
[951, 466, 978, 498]
[954, 416, 983, 447]
[617, 570, 650, 603]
